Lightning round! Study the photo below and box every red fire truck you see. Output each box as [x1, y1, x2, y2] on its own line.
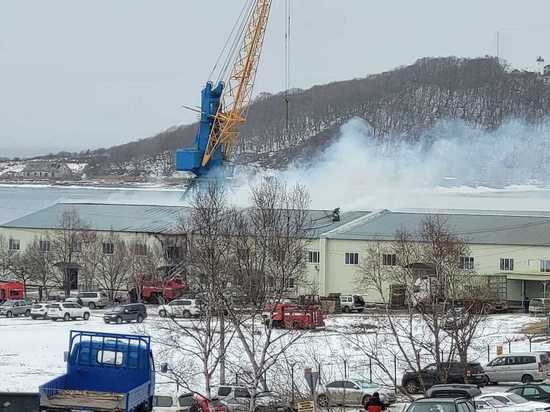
[0, 281, 25, 302]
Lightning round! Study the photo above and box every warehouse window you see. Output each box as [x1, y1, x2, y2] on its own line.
[382, 253, 397, 266]
[134, 243, 147, 256]
[39, 240, 51, 253]
[72, 241, 82, 253]
[541, 260, 550, 273]
[345, 252, 359, 265]
[500, 258, 514, 271]
[8, 239, 20, 251]
[459, 256, 475, 270]
[102, 242, 114, 255]
[308, 250, 320, 264]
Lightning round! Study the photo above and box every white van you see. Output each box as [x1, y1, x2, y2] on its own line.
[484, 352, 550, 384]
[529, 298, 550, 316]
[339, 295, 365, 313]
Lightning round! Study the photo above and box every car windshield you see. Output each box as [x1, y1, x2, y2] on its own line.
[356, 380, 379, 389]
[47, 304, 60, 309]
[1, 301, 14, 306]
[111, 306, 123, 312]
[539, 384, 550, 393]
[32, 304, 44, 309]
[408, 402, 457, 412]
[506, 394, 528, 404]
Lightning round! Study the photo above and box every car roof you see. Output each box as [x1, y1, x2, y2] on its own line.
[413, 398, 465, 403]
[478, 393, 512, 397]
[495, 352, 540, 356]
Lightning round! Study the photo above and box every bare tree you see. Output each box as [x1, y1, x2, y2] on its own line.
[353, 216, 489, 394]
[0, 234, 14, 279]
[23, 236, 57, 300]
[94, 231, 130, 301]
[176, 182, 236, 393]
[48, 209, 91, 297]
[220, 177, 311, 407]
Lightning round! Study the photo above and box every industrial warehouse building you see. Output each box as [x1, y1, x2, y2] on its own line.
[1, 202, 550, 306]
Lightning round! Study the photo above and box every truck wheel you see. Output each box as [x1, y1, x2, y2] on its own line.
[182, 310, 191, 318]
[137, 314, 144, 323]
[104, 319, 110, 324]
[88, 302, 96, 310]
[64, 313, 70, 321]
[25, 309, 31, 317]
[83, 312, 90, 320]
[6, 311, 12, 318]
[159, 309, 167, 318]
[342, 306, 350, 313]
[116, 316, 122, 324]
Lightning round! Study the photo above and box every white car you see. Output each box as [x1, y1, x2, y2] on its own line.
[474, 397, 525, 412]
[476, 393, 550, 412]
[30, 303, 49, 319]
[158, 299, 202, 318]
[47, 302, 91, 321]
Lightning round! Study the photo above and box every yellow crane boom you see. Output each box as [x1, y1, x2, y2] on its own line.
[201, 0, 273, 167]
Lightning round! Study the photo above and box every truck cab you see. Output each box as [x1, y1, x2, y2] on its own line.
[40, 330, 155, 411]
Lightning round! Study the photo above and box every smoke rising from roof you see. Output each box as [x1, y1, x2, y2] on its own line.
[232, 117, 550, 211]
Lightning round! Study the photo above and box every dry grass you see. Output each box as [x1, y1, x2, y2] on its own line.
[521, 320, 547, 335]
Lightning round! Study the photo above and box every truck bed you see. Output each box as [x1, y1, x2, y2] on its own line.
[45, 389, 125, 410]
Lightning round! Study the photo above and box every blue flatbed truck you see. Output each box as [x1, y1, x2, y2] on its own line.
[39, 330, 155, 412]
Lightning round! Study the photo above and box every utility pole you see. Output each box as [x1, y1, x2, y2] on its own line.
[496, 31, 500, 61]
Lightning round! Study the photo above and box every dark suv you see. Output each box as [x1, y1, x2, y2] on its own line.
[405, 397, 475, 412]
[103, 303, 147, 324]
[401, 362, 486, 394]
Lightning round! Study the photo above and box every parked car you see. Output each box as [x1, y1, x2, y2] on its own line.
[477, 393, 550, 412]
[340, 295, 366, 313]
[425, 384, 481, 399]
[484, 352, 550, 384]
[213, 385, 252, 411]
[30, 303, 49, 319]
[212, 386, 290, 412]
[47, 302, 91, 321]
[474, 398, 518, 412]
[153, 392, 222, 412]
[401, 362, 486, 394]
[0, 299, 31, 317]
[254, 391, 293, 412]
[103, 303, 147, 324]
[508, 384, 550, 403]
[405, 397, 475, 412]
[159, 298, 202, 318]
[529, 299, 550, 316]
[316, 379, 396, 407]
[76, 291, 109, 309]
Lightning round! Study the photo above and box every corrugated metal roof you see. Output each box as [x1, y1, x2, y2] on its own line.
[323, 210, 550, 246]
[0, 203, 190, 234]
[0, 203, 370, 237]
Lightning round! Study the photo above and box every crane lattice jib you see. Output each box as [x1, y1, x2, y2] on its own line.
[201, 0, 272, 167]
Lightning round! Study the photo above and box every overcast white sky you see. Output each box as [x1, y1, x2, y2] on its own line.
[1, 0, 550, 157]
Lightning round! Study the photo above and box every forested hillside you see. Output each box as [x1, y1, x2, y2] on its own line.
[98, 57, 550, 173]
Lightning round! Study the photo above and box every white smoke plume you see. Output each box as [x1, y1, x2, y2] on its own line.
[231, 117, 550, 211]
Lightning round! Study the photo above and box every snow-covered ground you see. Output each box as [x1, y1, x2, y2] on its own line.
[0, 310, 543, 393]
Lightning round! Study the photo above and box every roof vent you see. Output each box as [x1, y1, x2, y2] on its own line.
[332, 208, 341, 222]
